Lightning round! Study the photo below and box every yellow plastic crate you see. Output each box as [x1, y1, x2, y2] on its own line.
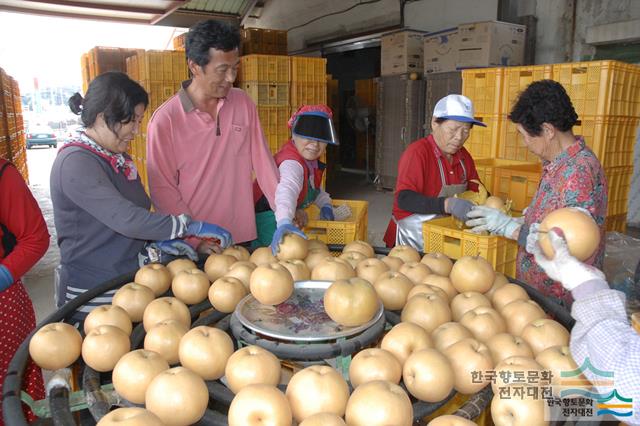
[552, 60, 640, 118]
[290, 82, 327, 109]
[501, 65, 553, 113]
[239, 54, 290, 83]
[290, 57, 327, 82]
[499, 118, 540, 162]
[574, 116, 640, 169]
[173, 33, 186, 51]
[139, 80, 179, 112]
[171, 51, 188, 82]
[304, 200, 368, 244]
[462, 68, 504, 116]
[257, 105, 290, 154]
[605, 166, 633, 217]
[422, 216, 518, 276]
[474, 158, 534, 193]
[463, 114, 501, 159]
[492, 163, 542, 212]
[240, 81, 289, 106]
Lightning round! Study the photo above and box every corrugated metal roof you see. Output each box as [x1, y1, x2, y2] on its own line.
[0, 0, 254, 27]
[182, 0, 252, 15]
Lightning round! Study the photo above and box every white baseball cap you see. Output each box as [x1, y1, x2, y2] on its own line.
[433, 94, 487, 127]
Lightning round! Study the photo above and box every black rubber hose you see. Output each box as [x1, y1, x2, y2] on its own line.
[230, 311, 386, 360]
[49, 386, 75, 426]
[129, 322, 146, 350]
[192, 310, 228, 328]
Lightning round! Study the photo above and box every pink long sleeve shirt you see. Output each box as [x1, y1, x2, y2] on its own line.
[147, 82, 279, 243]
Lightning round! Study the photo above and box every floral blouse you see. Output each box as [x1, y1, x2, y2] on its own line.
[518, 137, 608, 308]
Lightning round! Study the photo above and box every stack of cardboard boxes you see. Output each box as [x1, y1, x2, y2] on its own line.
[422, 21, 526, 74]
[379, 21, 526, 77]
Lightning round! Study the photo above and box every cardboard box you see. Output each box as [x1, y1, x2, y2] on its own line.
[457, 21, 526, 68]
[423, 28, 459, 74]
[381, 30, 426, 76]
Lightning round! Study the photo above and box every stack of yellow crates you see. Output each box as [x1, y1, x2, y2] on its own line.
[172, 33, 186, 51]
[81, 47, 140, 95]
[237, 54, 291, 154]
[290, 57, 327, 116]
[0, 68, 27, 182]
[462, 60, 640, 232]
[241, 28, 288, 55]
[124, 50, 188, 193]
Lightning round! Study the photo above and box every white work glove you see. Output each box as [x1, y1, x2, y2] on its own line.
[526, 223, 605, 291]
[465, 206, 521, 238]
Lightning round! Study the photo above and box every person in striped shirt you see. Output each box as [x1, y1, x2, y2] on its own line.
[527, 226, 639, 424]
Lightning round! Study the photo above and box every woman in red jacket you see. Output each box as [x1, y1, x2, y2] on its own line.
[253, 105, 338, 254]
[0, 159, 50, 422]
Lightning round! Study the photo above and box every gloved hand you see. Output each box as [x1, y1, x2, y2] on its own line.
[526, 223, 605, 290]
[0, 264, 14, 292]
[319, 204, 335, 221]
[186, 221, 232, 248]
[150, 239, 199, 261]
[465, 205, 521, 238]
[271, 220, 307, 255]
[445, 197, 474, 222]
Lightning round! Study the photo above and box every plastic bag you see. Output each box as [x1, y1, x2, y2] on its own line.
[603, 232, 640, 314]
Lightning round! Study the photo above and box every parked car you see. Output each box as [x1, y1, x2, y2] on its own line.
[26, 126, 57, 149]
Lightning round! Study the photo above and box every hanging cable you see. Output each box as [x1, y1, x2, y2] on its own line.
[287, 0, 383, 32]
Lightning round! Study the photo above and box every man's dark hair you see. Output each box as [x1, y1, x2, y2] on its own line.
[68, 72, 148, 134]
[186, 20, 240, 67]
[509, 80, 578, 136]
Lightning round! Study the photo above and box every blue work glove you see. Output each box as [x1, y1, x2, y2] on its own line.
[186, 221, 232, 249]
[445, 197, 475, 221]
[465, 205, 521, 238]
[0, 265, 14, 292]
[150, 239, 199, 261]
[270, 220, 307, 256]
[319, 204, 335, 221]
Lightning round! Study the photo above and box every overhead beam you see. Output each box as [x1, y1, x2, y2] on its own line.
[150, 0, 189, 25]
[21, 0, 167, 15]
[0, 5, 151, 24]
[239, 0, 259, 27]
[152, 10, 239, 29]
[586, 19, 640, 45]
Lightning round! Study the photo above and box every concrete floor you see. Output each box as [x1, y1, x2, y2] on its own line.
[21, 149, 396, 322]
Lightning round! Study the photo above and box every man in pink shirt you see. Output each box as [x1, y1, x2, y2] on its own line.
[147, 20, 280, 246]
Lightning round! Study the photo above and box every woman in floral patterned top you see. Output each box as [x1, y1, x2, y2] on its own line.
[466, 80, 608, 308]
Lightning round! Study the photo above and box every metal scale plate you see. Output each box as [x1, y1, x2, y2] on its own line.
[233, 280, 384, 342]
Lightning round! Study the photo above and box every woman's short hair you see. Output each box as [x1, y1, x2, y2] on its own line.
[509, 80, 578, 136]
[68, 72, 148, 134]
[185, 20, 240, 67]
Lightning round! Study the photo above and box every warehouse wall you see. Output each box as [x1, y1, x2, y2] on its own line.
[573, 0, 640, 60]
[403, 0, 498, 32]
[246, 0, 497, 52]
[504, 0, 640, 63]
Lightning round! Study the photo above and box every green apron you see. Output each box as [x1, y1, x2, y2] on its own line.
[253, 176, 320, 248]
